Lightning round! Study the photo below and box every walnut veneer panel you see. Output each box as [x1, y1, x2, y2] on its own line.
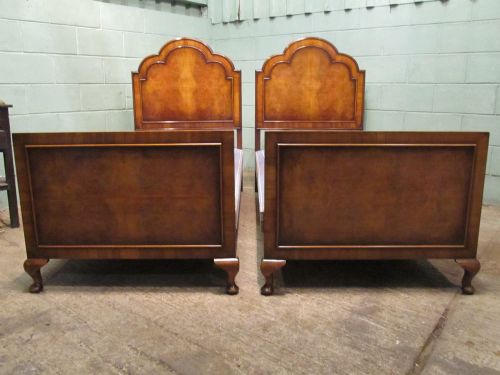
[255, 37, 365, 131]
[29, 146, 221, 246]
[132, 38, 241, 132]
[278, 146, 472, 246]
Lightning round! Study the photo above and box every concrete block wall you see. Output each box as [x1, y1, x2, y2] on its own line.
[0, 0, 210, 133]
[0, 0, 211, 208]
[210, 0, 500, 204]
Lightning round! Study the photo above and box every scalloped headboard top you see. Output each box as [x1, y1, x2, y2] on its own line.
[256, 37, 365, 130]
[132, 38, 241, 130]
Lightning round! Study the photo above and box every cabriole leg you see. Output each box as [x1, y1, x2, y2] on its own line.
[23, 258, 49, 293]
[214, 258, 240, 295]
[260, 259, 286, 296]
[455, 259, 481, 295]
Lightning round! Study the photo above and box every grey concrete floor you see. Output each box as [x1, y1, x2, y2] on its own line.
[0, 174, 499, 374]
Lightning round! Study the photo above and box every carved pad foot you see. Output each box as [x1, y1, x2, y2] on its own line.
[214, 258, 240, 295]
[260, 259, 286, 296]
[455, 259, 481, 295]
[23, 259, 49, 293]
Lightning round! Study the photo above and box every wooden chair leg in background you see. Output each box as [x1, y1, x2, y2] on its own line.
[214, 258, 240, 295]
[260, 259, 286, 296]
[455, 259, 481, 295]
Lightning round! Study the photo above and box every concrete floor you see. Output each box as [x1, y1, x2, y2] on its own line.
[1, 175, 499, 374]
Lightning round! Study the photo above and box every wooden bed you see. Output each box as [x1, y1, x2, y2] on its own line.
[260, 131, 488, 296]
[255, 37, 365, 219]
[15, 38, 243, 294]
[256, 38, 488, 296]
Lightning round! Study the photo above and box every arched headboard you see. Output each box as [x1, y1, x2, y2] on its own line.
[132, 38, 242, 147]
[255, 37, 365, 140]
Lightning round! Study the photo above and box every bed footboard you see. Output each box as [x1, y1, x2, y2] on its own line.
[14, 130, 239, 294]
[261, 130, 488, 295]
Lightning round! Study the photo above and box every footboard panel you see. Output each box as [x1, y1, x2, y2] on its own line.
[14, 130, 236, 260]
[264, 131, 488, 261]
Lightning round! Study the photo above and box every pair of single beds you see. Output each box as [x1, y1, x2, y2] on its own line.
[15, 38, 487, 296]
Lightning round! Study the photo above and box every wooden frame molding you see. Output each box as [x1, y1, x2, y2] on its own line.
[132, 38, 242, 148]
[261, 131, 488, 295]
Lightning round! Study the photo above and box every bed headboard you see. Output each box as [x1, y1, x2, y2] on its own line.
[132, 38, 242, 147]
[255, 37, 365, 142]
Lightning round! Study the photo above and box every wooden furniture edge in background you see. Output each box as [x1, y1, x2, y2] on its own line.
[0, 103, 20, 228]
